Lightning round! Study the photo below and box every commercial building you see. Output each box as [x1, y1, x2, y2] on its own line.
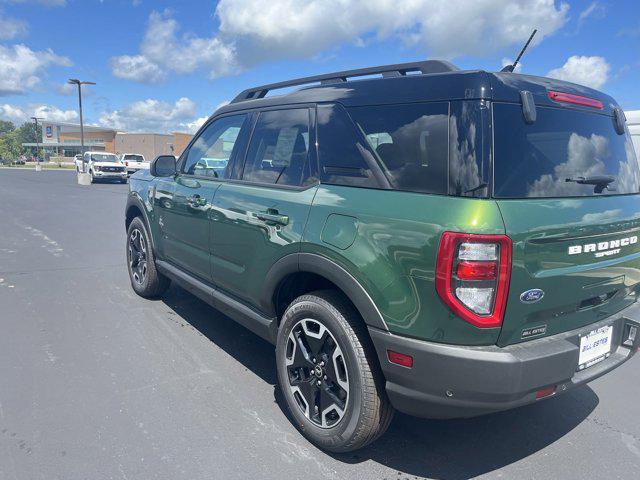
[115, 133, 174, 162]
[22, 122, 117, 157]
[627, 111, 640, 159]
[22, 121, 193, 159]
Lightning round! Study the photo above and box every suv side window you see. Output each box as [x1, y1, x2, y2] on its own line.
[317, 104, 380, 188]
[241, 108, 312, 187]
[348, 102, 449, 195]
[182, 114, 248, 179]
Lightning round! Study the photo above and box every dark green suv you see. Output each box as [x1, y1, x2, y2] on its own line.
[125, 60, 640, 452]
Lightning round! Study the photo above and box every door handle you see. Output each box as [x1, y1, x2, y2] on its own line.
[256, 210, 289, 226]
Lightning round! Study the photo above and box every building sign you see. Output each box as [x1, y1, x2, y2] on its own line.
[42, 123, 59, 144]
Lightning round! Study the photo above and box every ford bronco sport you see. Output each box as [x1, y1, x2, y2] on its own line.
[125, 60, 640, 452]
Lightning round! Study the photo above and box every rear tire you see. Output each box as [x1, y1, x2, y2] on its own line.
[276, 290, 394, 452]
[126, 216, 170, 298]
[89, 170, 95, 184]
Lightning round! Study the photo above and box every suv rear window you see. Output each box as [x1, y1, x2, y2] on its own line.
[493, 104, 640, 198]
[348, 103, 449, 195]
[124, 155, 144, 161]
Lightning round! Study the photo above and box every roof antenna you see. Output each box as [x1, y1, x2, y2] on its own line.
[501, 29, 537, 73]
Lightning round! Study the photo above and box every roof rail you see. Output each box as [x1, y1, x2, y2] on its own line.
[231, 60, 459, 103]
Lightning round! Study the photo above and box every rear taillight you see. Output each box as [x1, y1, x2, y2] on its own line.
[436, 232, 512, 328]
[548, 90, 603, 109]
[125, 161, 129, 166]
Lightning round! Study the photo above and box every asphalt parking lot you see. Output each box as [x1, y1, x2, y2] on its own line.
[0, 168, 639, 480]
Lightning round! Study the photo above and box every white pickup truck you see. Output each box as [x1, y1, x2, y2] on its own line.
[75, 151, 127, 183]
[119, 153, 149, 176]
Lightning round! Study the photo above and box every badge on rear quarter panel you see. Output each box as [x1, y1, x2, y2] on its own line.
[520, 288, 545, 303]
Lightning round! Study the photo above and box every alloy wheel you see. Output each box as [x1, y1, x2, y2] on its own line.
[128, 228, 148, 285]
[285, 318, 349, 428]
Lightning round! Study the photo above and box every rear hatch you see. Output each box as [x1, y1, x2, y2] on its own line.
[492, 100, 640, 346]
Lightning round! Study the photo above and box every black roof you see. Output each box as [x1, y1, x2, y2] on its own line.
[216, 60, 619, 118]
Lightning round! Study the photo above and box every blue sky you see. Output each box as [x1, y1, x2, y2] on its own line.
[0, 0, 639, 133]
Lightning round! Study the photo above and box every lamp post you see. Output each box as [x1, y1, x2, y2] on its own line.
[68, 79, 96, 172]
[30, 116, 44, 169]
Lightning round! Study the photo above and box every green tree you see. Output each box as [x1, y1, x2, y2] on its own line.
[0, 130, 22, 162]
[0, 120, 15, 135]
[17, 121, 42, 145]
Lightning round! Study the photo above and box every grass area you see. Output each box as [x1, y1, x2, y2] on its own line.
[0, 163, 76, 170]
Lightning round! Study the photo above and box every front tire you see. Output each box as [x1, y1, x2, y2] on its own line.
[276, 290, 394, 452]
[126, 216, 170, 298]
[89, 170, 95, 183]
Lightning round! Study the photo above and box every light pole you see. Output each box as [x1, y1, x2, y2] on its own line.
[68, 79, 95, 172]
[30, 116, 44, 167]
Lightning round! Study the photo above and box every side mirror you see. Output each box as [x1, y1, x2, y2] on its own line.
[151, 155, 176, 177]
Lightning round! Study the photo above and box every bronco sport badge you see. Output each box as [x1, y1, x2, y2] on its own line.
[568, 235, 637, 258]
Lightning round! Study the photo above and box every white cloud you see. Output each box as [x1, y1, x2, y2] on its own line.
[111, 10, 237, 83]
[99, 97, 198, 133]
[547, 55, 610, 89]
[185, 116, 208, 133]
[578, 2, 605, 23]
[0, 103, 77, 124]
[0, 11, 27, 40]
[216, 0, 568, 59]
[113, 1, 568, 83]
[0, 44, 72, 95]
[110, 54, 164, 84]
[501, 57, 522, 73]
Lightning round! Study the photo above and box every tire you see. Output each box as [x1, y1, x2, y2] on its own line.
[89, 170, 95, 184]
[126, 216, 170, 298]
[276, 290, 394, 452]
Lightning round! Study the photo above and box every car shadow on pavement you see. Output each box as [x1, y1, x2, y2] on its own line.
[161, 284, 599, 480]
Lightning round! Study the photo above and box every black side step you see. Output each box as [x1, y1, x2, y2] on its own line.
[156, 260, 277, 344]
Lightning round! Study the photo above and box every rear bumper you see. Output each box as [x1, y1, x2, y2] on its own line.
[369, 303, 640, 419]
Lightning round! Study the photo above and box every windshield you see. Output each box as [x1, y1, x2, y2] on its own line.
[124, 154, 144, 161]
[493, 104, 640, 198]
[91, 154, 119, 163]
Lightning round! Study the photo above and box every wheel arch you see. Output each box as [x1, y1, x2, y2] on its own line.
[263, 253, 388, 332]
[125, 194, 155, 253]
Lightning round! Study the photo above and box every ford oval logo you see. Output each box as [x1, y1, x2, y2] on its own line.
[520, 289, 544, 304]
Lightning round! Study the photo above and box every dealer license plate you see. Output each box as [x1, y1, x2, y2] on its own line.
[578, 325, 613, 370]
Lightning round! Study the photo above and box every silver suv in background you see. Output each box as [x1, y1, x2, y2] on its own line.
[120, 153, 149, 176]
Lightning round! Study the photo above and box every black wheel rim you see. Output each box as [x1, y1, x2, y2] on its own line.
[285, 318, 349, 429]
[128, 228, 148, 285]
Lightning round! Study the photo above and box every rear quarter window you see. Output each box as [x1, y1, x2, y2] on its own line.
[348, 102, 449, 195]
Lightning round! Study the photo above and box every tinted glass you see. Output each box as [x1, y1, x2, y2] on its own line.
[242, 109, 311, 186]
[183, 114, 247, 178]
[493, 104, 640, 198]
[317, 104, 379, 188]
[124, 154, 144, 161]
[348, 103, 448, 194]
[449, 101, 489, 197]
[91, 154, 118, 162]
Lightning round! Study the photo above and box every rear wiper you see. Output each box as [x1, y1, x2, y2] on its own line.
[565, 175, 616, 194]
